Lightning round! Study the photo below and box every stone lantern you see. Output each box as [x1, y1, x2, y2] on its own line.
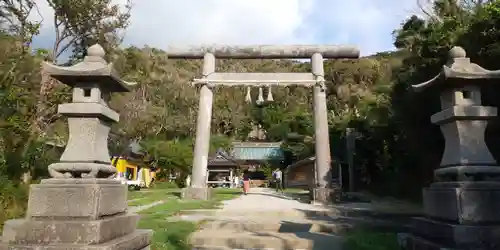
[404, 47, 500, 249]
[0, 44, 152, 250]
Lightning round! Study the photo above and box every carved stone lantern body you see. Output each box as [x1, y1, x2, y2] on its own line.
[403, 47, 500, 250]
[412, 46, 500, 181]
[45, 44, 133, 178]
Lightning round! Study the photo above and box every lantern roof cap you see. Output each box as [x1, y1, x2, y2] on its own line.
[43, 44, 136, 92]
[412, 46, 500, 92]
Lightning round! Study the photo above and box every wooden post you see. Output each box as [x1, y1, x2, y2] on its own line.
[346, 128, 358, 192]
[229, 169, 233, 188]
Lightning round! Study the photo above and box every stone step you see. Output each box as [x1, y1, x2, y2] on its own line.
[199, 220, 352, 234]
[190, 229, 343, 250]
[192, 246, 283, 250]
[179, 209, 335, 219]
[169, 214, 334, 225]
[329, 205, 421, 222]
[188, 205, 421, 225]
[174, 212, 410, 233]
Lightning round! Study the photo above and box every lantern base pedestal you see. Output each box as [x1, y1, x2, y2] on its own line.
[0, 178, 151, 250]
[423, 181, 500, 223]
[404, 217, 500, 249]
[0, 229, 151, 250]
[404, 230, 500, 250]
[402, 181, 500, 250]
[310, 186, 341, 204]
[182, 187, 214, 200]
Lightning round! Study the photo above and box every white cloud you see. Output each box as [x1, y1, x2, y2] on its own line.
[312, 0, 420, 54]
[125, 0, 315, 47]
[30, 0, 420, 56]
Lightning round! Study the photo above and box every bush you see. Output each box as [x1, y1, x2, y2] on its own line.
[344, 230, 400, 250]
[174, 172, 188, 188]
[152, 181, 179, 189]
[0, 176, 29, 232]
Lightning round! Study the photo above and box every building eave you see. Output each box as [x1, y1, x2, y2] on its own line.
[286, 156, 315, 171]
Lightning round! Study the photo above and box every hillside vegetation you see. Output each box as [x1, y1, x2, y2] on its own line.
[3, 0, 500, 229]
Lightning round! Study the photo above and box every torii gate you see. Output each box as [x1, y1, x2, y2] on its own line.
[168, 45, 360, 202]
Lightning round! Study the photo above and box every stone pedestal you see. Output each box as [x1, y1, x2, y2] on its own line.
[182, 187, 215, 200]
[311, 186, 341, 204]
[404, 182, 500, 249]
[0, 179, 151, 250]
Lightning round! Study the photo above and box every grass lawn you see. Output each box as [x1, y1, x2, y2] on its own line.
[127, 189, 180, 206]
[128, 187, 241, 250]
[343, 230, 400, 250]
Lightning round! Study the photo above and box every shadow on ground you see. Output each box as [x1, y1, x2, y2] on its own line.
[294, 205, 418, 235]
[171, 191, 182, 199]
[190, 190, 420, 250]
[278, 190, 421, 234]
[251, 191, 313, 204]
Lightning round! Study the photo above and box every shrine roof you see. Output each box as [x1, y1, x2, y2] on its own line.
[208, 148, 238, 166]
[230, 141, 284, 160]
[286, 156, 316, 171]
[412, 46, 500, 93]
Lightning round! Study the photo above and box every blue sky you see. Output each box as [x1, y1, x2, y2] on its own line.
[30, 0, 421, 57]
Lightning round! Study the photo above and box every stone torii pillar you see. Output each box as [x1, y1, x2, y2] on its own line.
[311, 52, 337, 202]
[190, 53, 215, 191]
[168, 45, 360, 201]
[0, 44, 152, 250]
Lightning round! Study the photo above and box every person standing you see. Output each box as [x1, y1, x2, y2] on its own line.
[273, 168, 283, 193]
[233, 175, 239, 188]
[242, 172, 250, 195]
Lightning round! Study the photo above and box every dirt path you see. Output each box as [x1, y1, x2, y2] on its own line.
[186, 188, 345, 250]
[129, 200, 166, 213]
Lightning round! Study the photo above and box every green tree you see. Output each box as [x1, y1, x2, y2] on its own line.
[35, 0, 133, 144]
[46, 0, 132, 62]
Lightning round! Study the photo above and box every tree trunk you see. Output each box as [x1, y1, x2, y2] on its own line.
[22, 62, 55, 184]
